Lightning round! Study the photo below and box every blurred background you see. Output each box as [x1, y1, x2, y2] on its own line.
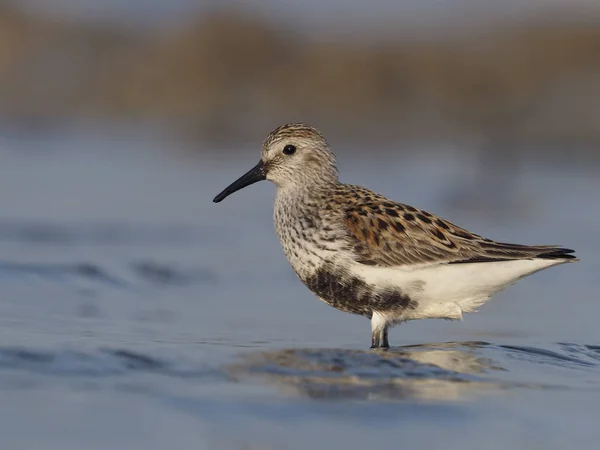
[3, 0, 600, 154]
[0, 1, 599, 450]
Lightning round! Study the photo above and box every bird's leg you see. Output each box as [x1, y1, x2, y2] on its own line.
[370, 312, 389, 349]
[370, 327, 389, 349]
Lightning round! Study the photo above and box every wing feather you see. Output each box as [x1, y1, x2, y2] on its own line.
[340, 190, 576, 267]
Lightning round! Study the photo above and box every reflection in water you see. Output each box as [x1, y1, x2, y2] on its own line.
[227, 341, 600, 401]
[227, 342, 510, 402]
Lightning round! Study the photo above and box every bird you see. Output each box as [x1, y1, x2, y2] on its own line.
[213, 123, 578, 349]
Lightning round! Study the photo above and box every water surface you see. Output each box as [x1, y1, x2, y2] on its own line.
[0, 128, 598, 449]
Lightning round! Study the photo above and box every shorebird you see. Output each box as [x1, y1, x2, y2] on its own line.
[213, 123, 577, 348]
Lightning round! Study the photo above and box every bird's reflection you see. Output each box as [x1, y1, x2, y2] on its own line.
[227, 341, 509, 401]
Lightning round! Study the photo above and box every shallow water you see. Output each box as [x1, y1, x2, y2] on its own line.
[0, 128, 599, 449]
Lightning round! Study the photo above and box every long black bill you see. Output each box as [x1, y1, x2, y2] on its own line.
[213, 160, 267, 203]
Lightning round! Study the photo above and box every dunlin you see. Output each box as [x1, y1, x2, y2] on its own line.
[213, 123, 577, 348]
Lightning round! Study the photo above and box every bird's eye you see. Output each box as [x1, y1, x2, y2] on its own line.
[283, 144, 296, 155]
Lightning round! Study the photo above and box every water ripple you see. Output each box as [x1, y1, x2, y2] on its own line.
[499, 343, 600, 368]
[0, 260, 217, 288]
[0, 347, 217, 379]
[0, 262, 128, 287]
[0, 221, 206, 245]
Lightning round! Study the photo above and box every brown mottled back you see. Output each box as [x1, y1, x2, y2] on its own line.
[336, 184, 574, 267]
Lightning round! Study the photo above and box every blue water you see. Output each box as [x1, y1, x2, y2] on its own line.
[0, 126, 598, 449]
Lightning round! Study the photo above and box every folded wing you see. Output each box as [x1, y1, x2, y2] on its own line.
[342, 199, 576, 267]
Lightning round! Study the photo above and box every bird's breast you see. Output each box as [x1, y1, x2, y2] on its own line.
[274, 197, 343, 277]
[274, 220, 332, 276]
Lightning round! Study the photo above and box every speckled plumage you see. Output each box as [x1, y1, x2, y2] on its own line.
[214, 123, 578, 348]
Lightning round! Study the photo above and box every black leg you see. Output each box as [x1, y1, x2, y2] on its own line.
[370, 333, 378, 349]
[381, 327, 389, 348]
[370, 326, 389, 349]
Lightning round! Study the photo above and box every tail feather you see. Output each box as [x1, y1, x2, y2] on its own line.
[536, 247, 577, 260]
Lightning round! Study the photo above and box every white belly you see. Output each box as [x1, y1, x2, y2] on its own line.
[350, 258, 569, 321]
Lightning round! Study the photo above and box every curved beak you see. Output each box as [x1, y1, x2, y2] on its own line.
[213, 160, 267, 203]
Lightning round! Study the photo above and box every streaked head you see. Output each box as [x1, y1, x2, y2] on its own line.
[213, 123, 338, 203]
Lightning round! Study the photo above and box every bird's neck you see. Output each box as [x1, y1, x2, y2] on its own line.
[275, 179, 337, 209]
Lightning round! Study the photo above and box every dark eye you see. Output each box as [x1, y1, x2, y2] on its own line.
[283, 144, 296, 155]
